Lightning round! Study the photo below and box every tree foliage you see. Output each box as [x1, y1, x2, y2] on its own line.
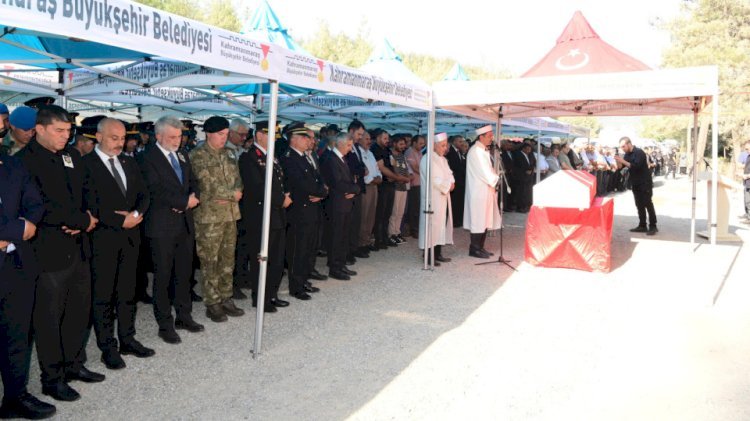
[206, 0, 242, 32]
[642, 0, 750, 163]
[559, 117, 603, 137]
[135, 0, 201, 20]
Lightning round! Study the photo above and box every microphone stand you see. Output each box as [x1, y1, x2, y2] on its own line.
[476, 143, 516, 270]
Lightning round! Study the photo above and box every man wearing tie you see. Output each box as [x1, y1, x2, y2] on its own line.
[446, 136, 467, 227]
[0, 153, 57, 419]
[320, 133, 360, 280]
[138, 116, 204, 344]
[344, 120, 367, 262]
[83, 119, 154, 370]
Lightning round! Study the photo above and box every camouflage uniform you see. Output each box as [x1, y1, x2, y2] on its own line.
[189, 143, 243, 306]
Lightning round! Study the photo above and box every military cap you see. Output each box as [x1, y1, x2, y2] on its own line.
[283, 121, 311, 138]
[203, 116, 230, 134]
[24, 96, 56, 109]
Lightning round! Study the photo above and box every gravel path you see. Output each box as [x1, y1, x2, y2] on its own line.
[19, 173, 750, 420]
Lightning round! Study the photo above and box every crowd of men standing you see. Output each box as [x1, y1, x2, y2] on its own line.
[0, 96, 662, 419]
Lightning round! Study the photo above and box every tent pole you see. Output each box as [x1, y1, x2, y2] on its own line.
[690, 102, 699, 245]
[710, 91, 719, 245]
[423, 97, 436, 270]
[252, 80, 279, 358]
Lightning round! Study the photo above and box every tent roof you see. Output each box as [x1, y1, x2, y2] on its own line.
[360, 39, 428, 88]
[521, 11, 650, 78]
[434, 66, 718, 119]
[443, 63, 470, 81]
[240, 0, 309, 54]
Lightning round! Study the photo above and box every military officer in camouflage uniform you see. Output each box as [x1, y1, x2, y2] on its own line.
[189, 116, 245, 322]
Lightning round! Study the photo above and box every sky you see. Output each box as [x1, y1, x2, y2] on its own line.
[249, 0, 687, 76]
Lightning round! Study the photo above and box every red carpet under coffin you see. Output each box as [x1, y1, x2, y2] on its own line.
[524, 197, 614, 273]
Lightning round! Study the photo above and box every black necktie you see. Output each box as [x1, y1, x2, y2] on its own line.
[306, 153, 316, 169]
[109, 157, 127, 196]
[355, 145, 363, 162]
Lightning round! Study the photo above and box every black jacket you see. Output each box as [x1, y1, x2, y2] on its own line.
[320, 150, 360, 214]
[445, 145, 466, 187]
[83, 151, 150, 245]
[239, 145, 287, 230]
[0, 155, 44, 280]
[280, 149, 328, 223]
[17, 140, 90, 272]
[137, 146, 199, 238]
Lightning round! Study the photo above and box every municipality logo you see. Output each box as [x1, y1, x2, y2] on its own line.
[317, 60, 325, 82]
[261, 44, 271, 71]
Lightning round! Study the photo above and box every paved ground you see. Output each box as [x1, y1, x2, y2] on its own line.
[16, 173, 750, 420]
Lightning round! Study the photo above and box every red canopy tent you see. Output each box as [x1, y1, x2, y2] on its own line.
[522, 11, 651, 77]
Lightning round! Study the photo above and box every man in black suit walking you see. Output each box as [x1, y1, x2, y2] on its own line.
[83, 118, 154, 370]
[320, 133, 360, 280]
[138, 115, 204, 344]
[17, 105, 105, 402]
[0, 153, 57, 419]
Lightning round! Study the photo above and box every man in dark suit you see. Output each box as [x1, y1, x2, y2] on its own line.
[238, 121, 291, 312]
[320, 133, 360, 280]
[500, 140, 516, 212]
[512, 141, 536, 213]
[344, 120, 367, 262]
[0, 154, 57, 419]
[446, 136, 467, 227]
[83, 118, 154, 370]
[138, 115, 204, 345]
[281, 124, 328, 300]
[17, 105, 105, 402]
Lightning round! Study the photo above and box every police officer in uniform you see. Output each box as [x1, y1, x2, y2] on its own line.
[238, 121, 291, 312]
[0, 152, 57, 418]
[189, 116, 245, 323]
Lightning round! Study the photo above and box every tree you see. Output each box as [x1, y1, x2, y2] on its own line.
[135, 0, 202, 20]
[302, 22, 373, 68]
[657, 0, 750, 171]
[206, 0, 242, 32]
[559, 116, 603, 137]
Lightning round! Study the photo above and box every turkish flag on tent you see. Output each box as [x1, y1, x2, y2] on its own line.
[521, 11, 651, 78]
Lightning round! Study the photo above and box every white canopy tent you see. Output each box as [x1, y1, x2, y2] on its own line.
[2, 0, 433, 356]
[432, 65, 720, 245]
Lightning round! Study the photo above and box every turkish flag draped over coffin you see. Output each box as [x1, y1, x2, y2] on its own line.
[524, 196, 614, 273]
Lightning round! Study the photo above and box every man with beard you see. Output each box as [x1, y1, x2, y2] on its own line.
[83, 118, 154, 370]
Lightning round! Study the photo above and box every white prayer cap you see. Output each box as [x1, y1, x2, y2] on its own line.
[475, 125, 493, 136]
[435, 132, 448, 143]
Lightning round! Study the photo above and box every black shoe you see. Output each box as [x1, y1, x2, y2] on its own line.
[317, 249, 327, 257]
[0, 392, 56, 419]
[428, 259, 441, 267]
[175, 317, 205, 332]
[387, 238, 398, 247]
[100, 349, 126, 370]
[435, 255, 452, 263]
[190, 290, 203, 302]
[264, 303, 278, 313]
[120, 340, 156, 358]
[158, 329, 181, 344]
[41, 383, 80, 402]
[65, 366, 105, 383]
[396, 235, 407, 244]
[205, 304, 228, 323]
[304, 284, 320, 293]
[480, 248, 495, 256]
[137, 294, 153, 304]
[368, 244, 380, 252]
[341, 267, 357, 276]
[233, 288, 248, 300]
[469, 249, 491, 259]
[309, 270, 328, 280]
[353, 249, 370, 258]
[270, 298, 289, 307]
[629, 225, 648, 233]
[647, 226, 658, 236]
[346, 255, 357, 265]
[291, 292, 312, 300]
[329, 270, 351, 281]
